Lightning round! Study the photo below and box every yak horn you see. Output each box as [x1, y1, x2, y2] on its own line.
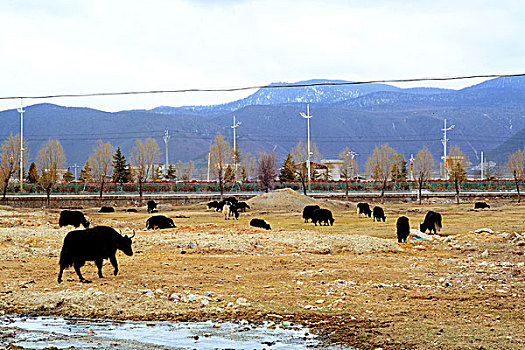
[130, 230, 135, 239]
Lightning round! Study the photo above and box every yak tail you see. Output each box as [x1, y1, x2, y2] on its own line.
[58, 249, 73, 268]
[436, 214, 442, 231]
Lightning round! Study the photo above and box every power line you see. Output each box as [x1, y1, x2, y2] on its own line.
[1, 72, 524, 101]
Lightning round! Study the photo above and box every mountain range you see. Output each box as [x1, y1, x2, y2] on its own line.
[1, 76, 525, 173]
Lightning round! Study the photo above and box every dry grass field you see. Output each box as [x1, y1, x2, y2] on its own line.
[0, 189, 524, 349]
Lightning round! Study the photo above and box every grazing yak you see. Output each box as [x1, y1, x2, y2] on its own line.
[57, 226, 134, 283]
[224, 196, 238, 205]
[99, 206, 115, 213]
[224, 202, 240, 220]
[396, 216, 410, 243]
[215, 201, 226, 212]
[250, 218, 271, 230]
[302, 205, 321, 223]
[236, 201, 250, 212]
[356, 203, 372, 217]
[59, 210, 90, 228]
[208, 200, 227, 212]
[207, 201, 220, 210]
[474, 202, 490, 209]
[146, 215, 176, 230]
[312, 208, 334, 226]
[373, 206, 386, 222]
[420, 211, 442, 234]
[126, 208, 138, 213]
[147, 200, 158, 213]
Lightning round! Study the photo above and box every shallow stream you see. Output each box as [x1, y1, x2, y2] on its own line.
[0, 315, 355, 349]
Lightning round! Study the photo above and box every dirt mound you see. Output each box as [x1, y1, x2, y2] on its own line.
[246, 188, 320, 212]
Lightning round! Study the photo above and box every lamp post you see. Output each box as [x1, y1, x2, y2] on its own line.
[300, 104, 312, 191]
[231, 115, 241, 182]
[163, 130, 170, 178]
[441, 119, 455, 179]
[17, 99, 25, 193]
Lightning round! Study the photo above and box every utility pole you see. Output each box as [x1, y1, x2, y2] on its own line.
[207, 152, 211, 182]
[163, 130, 170, 178]
[409, 154, 414, 181]
[231, 115, 241, 182]
[480, 151, 484, 180]
[73, 163, 80, 181]
[18, 99, 25, 193]
[300, 104, 313, 191]
[441, 119, 455, 180]
[348, 150, 358, 179]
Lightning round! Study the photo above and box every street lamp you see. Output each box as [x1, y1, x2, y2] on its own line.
[299, 104, 312, 191]
[441, 119, 455, 179]
[231, 115, 241, 182]
[17, 99, 25, 193]
[348, 150, 358, 180]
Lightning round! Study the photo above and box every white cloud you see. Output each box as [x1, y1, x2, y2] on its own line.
[0, 0, 524, 111]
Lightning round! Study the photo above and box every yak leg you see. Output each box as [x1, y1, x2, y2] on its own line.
[57, 265, 65, 283]
[95, 259, 104, 278]
[109, 255, 119, 276]
[73, 261, 90, 283]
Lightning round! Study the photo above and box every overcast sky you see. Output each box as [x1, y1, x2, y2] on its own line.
[1, 0, 523, 111]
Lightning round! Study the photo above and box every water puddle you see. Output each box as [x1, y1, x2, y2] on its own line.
[0, 315, 355, 349]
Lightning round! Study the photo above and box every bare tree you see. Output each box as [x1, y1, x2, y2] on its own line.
[413, 146, 435, 204]
[175, 160, 184, 180]
[365, 143, 397, 200]
[181, 160, 194, 181]
[339, 147, 358, 200]
[257, 152, 277, 193]
[0, 133, 23, 201]
[506, 146, 525, 203]
[209, 133, 232, 198]
[36, 139, 66, 207]
[447, 145, 468, 204]
[292, 141, 321, 196]
[88, 140, 114, 205]
[240, 151, 257, 181]
[130, 137, 160, 202]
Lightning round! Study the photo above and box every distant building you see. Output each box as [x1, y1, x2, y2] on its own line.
[321, 159, 344, 181]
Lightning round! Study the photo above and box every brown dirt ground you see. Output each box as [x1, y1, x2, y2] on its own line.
[0, 190, 524, 349]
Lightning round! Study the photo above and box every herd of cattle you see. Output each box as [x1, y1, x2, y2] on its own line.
[54, 198, 491, 283]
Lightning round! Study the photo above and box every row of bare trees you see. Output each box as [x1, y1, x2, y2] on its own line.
[364, 143, 469, 204]
[0, 135, 161, 206]
[209, 133, 277, 197]
[2, 131, 525, 205]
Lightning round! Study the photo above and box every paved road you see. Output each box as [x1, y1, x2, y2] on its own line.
[3, 189, 520, 199]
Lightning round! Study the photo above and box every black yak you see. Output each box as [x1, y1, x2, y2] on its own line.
[396, 216, 410, 243]
[474, 202, 490, 209]
[57, 226, 134, 283]
[356, 203, 372, 217]
[373, 206, 386, 222]
[58, 210, 90, 228]
[312, 208, 334, 226]
[146, 215, 176, 230]
[224, 203, 239, 220]
[236, 202, 250, 212]
[147, 200, 158, 213]
[99, 206, 115, 213]
[224, 196, 238, 205]
[250, 218, 271, 230]
[302, 205, 321, 223]
[207, 201, 220, 210]
[420, 211, 442, 234]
